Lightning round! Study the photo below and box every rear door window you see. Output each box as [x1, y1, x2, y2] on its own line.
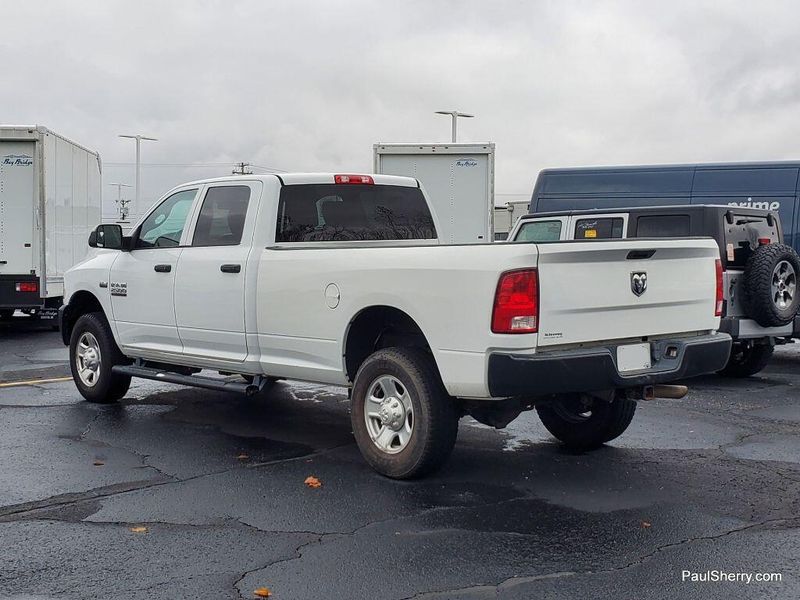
[515, 220, 563, 242]
[634, 215, 691, 237]
[192, 185, 251, 246]
[276, 184, 436, 242]
[574, 217, 624, 240]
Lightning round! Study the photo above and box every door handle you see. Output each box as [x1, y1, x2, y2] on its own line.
[220, 264, 241, 273]
[154, 264, 172, 273]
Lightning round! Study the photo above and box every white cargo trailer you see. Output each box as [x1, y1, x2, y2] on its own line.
[373, 143, 495, 244]
[0, 126, 102, 320]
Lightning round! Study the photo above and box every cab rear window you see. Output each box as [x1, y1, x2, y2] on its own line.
[574, 217, 623, 240]
[276, 184, 436, 242]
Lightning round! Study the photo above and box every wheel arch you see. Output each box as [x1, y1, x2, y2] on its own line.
[61, 290, 106, 345]
[343, 305, 437, 383]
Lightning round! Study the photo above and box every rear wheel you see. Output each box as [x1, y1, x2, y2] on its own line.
[351, 347, 459, 479]
[536, 393, 637, 450]
[717, 341, 774, 377]
[69, 312, 131, 403]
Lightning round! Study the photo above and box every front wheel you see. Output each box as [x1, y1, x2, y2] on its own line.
[717, 341, 774, 377]
[350, 347, 459, 479]
[69, 312, 131, 403]
[536, 393, 637, 450]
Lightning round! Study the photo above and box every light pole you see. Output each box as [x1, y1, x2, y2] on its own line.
[118, 134, 157, 218]
[435, 110, 474, 143]
[108, 182, 133, 221]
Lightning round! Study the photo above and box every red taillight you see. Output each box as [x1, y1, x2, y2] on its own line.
[492, 269, 539, 334]
[334, 174, 374, 185]
[16, 281, 38, 293]
[715, 259, 724, 317]
[758, 237, 771, 245]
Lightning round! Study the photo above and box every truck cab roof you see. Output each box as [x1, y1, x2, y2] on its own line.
[178, 173, 420, 188]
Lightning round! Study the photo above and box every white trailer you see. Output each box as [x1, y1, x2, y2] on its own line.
[0, 126, 102, 320]
[373, 143, 495, 244]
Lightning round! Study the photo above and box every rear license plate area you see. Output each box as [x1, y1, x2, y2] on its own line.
[616, 343, 652, 373]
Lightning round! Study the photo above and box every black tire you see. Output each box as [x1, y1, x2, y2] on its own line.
[0, 309, 14, 320]
[69, 312, 131, 403]
[743, 243, 800, 327]
[350, 347, 459, 479]
[536, 393, 637, 450]
[717, 341, 774, 377]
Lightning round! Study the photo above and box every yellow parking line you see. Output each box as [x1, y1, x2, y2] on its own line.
[0, 376, 73, 388]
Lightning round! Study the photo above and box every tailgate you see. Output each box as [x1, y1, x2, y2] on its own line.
[535, 238, 719, 347]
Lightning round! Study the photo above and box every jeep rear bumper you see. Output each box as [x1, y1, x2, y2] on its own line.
[719, 317, 792, 340]
[487, 332, 732, 398]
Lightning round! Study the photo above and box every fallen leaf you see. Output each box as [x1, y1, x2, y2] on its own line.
[237, 453, 249, 460]
[93, 460, 105, 466]
[304, 476, 322, 488]
[254, 587, 272, 598]
[129, 526, 148, 533]
[641, 521, 652, 528]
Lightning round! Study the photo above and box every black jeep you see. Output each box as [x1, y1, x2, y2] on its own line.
[510, 205, 800, 377]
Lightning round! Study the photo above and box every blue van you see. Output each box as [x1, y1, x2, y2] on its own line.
[531, 162, 800, 251]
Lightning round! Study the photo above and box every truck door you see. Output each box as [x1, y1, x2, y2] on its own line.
[109, 188, 199, 353]
[174, 183, 257, 362]
[0, 142, 35, 278]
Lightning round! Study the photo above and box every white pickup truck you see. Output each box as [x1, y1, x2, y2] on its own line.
[60, 173, 731, 478]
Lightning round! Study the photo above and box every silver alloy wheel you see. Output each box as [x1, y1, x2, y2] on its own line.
[364, 375, 414, 454]
[772, 260, 796, 310]
[76, 332, 102, 387]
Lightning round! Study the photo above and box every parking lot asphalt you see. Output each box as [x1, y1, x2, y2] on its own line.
[0, 317, 798, 600]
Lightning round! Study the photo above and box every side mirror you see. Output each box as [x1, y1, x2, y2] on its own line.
[89, 224, 125, 250]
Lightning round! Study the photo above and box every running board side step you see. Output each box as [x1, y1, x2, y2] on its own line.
[111, 364, 265, 396]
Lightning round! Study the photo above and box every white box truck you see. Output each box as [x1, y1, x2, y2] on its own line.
[373, 143, 495, 244]
[0, 126, 102, 321]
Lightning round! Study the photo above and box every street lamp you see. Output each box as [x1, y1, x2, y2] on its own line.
[118, 134, 157, 218]
[435, 110, 474, 143]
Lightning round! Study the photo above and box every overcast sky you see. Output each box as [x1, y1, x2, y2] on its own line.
[3, 0, 800, 217]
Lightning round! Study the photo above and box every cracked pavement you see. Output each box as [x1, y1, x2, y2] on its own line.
[0, 317, 798, 599]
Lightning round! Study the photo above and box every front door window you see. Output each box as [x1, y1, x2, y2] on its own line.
[136, 189, 198, 248]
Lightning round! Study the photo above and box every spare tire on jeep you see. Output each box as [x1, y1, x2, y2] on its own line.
[742, 243, 800, 327]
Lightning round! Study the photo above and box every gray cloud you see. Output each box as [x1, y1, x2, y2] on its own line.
[2, 0, 799, 218]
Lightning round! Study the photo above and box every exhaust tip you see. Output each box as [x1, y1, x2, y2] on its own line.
[654, 384, 688, 399]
